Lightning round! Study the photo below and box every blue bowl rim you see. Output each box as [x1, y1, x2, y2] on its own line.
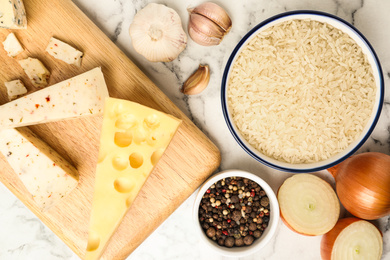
[221, 10, 385, 173]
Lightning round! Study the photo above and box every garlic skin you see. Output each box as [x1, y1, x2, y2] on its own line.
[188, 2, 232, 46]
[129, 3, 187, 62]
[181, 65, 210, 95]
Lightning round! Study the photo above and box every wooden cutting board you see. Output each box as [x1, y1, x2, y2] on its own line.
[0, 0, 221, 259]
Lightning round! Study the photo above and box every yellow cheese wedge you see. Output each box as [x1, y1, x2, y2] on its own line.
[85, 97, 181, 260]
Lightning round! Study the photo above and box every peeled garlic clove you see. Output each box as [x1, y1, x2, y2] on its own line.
[188, 2, 232, 46]
[181, 65, 210, 95]
[190, 2, 232, 32]
[129, 3, 187, 62]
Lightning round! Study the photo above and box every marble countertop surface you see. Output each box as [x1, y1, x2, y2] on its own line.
[1, 0, 390, 259]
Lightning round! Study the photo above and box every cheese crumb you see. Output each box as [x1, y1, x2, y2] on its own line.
[18, 58, 50, 88]
[4, 79, 27, 100]
[45, 37, 83, 67]
[2, 33, 24, 57]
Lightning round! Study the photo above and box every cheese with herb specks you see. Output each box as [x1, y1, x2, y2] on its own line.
[0, 67, 109, 129]
[4, 79, 27, 100]
[0, 127, 78, 211]
[3, 32, 24, 57]
[0, 0, 27, 29]
[46, 37, 84, 67]
[18, 58, 50, 88]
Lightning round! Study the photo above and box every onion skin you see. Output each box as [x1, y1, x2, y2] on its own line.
[328, 152, 390, 220]
[320, 217, 382, 260]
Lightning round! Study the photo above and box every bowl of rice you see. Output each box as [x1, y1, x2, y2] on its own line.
[221, 10, 384, 172]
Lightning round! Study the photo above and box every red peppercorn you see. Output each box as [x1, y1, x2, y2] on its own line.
[222, 230, 228, 236]
[250, 191, 255, 197]
[259, 212, 264, 217]
[249, 231, 253, 235]
[227, 219, 231, 223]
[222, 189, 226, 193]
[206, 189, 211, 194]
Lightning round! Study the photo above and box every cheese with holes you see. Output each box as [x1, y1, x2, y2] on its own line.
[0, 67, 109, 129]
[0, 0, 27, 29]
[3, 32, 24, 57]
[46, 37, 84, 67]
[0, 127, 78, 211]
[4, 79, 27, 100]
[18, 58, 50, 88]
[85, 97, 181, 260]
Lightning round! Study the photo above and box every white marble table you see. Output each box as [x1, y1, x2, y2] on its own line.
[1, 0, 389, 259]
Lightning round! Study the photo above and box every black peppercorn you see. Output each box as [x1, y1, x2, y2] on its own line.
[243, 235, 254, 245]
[235, 237, 244, 246]
[232, 210, 241, 222]
[225, 237, 235, 247]
[249, 222, 257, 231]
[231, 195, 239, 203]
[261, 197, 269, 207]
[206, 227, 216, 238]
[253, 230, 262, 238]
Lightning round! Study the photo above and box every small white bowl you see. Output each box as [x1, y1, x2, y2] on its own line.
[221, 11, 384, 173]
[193, 169, 279, 257]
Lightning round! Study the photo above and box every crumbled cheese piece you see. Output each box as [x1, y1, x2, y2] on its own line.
[4, 79, 27, 100]
[45, 37, 84, 67]
[2, 33, 24, 57]
[18, 58, 50, 88]
[0, 0, 27, 29]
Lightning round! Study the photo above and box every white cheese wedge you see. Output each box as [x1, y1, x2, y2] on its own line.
[3, 32, 24, 57]
[0, 127, 78, 211]
[18, 58, 50, 88]
[0, 67, 109, 129]
[46, 37, 83, 67]
[0, 0, 27, 29]
[4, 79, 27, 100]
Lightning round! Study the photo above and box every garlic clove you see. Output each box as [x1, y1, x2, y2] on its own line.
[181, 64, 210, 95]
[190, 13, 226, 38]
[129, 3, 187, 62]
[188, 26, 221, 46]
[187, 2, 232, 46]
[190, 2, 232, 32]
[188, 13, 225, 46]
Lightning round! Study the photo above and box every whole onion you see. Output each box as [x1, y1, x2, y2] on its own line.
[328, 152, 390, 220]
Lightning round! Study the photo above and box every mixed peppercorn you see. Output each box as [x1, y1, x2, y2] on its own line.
[198, 176, 271, 248]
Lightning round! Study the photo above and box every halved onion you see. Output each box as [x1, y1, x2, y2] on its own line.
[277, 174, 340, 236]
[321, 218, 383, 260]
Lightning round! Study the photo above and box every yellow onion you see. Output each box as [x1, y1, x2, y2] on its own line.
[321, 217, 383, 260]
[328, 152, 390, 220]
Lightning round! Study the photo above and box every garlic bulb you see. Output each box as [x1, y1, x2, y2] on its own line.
[129, 3, 187, 62]
[188, 2, 232, 46]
